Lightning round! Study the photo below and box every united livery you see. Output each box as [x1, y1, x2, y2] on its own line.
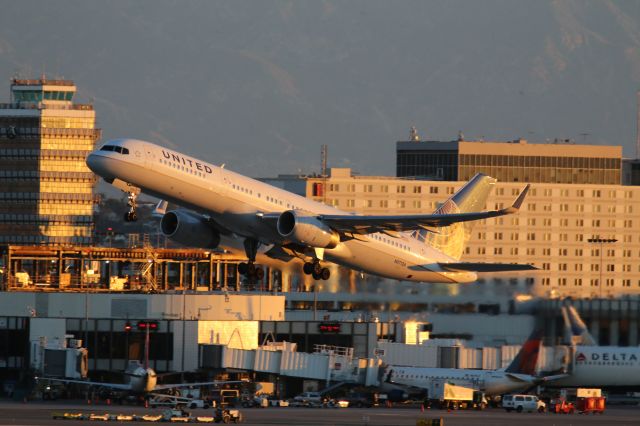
[161, 150, 213, 174]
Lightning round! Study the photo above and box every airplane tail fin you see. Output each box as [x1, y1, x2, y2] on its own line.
[414, 173, 496, 260]
[505, 328, 543, 375]
[562, 299, 597, 346]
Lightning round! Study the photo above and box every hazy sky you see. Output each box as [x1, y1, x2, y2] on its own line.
[1, 1, 639, 178]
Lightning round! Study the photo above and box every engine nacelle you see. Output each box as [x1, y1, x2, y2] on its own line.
[276, 210, 339, 249]
[160, 210, 220, 248]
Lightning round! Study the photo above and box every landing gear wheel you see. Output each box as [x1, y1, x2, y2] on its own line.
[303, 262, 314, 275]
[124, 211, 137, 222]
[312, 271, 322, 280]
[312, 262, 322, 275]
[320, 267, 330, 280]
[238, 262, 248, 275]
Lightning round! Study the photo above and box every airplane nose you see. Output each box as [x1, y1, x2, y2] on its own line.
[86, 153, 112, 180]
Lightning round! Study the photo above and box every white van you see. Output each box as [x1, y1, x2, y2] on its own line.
[502, 394, 546, 413]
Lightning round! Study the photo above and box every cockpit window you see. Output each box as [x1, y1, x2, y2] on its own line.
[100, 145, 129, 155]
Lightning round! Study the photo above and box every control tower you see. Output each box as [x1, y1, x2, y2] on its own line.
[0, 78, 101, 245]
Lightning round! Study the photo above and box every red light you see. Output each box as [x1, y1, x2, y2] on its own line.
[318, 323, 341, 333]
[124, 322, 132, 332]
[137, 321, 159, 331]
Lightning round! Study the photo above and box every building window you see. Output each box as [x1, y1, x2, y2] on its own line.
[413, 186, 421, 194]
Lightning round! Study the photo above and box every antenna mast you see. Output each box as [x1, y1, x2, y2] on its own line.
[321, 144, 328, 176]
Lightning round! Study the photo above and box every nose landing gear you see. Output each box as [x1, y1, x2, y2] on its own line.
[124, 191, 138, 222]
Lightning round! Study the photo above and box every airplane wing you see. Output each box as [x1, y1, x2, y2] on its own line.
[153, 380, 246, 391]
[38, 377, 131, 390]
[317, 184, 529, 235]
[438, 262, 538, 272]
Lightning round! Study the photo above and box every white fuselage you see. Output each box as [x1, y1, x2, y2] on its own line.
[87, 139, 478, 283]
[553, 346, 640, 388]
[125, 366, 158, 393]
[385, 365, 536, 396]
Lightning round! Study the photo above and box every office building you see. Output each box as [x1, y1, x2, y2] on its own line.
[0, 78, 100, 245]
[396, 136, 621, 184]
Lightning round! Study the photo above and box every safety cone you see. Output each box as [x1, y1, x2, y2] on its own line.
[144, 399, 149, 408]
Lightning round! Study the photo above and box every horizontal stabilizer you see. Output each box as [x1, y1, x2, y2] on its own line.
[438, 262, 538, 273]
[505, 373, 535, 383]
[535, 373, 570, 383]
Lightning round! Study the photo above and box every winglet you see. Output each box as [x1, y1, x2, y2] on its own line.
[502, 184, 530, 214]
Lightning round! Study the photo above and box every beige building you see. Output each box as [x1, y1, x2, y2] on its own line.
[0, 78, 100, 245]
[279, 167, 640, 299]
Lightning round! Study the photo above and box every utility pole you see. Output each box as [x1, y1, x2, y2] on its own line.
[587, 237, 617, 299]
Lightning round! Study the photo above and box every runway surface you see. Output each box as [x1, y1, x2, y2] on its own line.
[1, 400, 639, 425]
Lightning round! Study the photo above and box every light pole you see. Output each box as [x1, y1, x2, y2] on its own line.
[587, 237, 617, 299]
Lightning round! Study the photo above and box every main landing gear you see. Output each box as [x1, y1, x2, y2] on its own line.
[124, 191, 138, 222]
[303, 260, 330, 281]
[238, 238, 264, 282]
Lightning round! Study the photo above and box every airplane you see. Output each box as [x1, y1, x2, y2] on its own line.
[381, 329, 565, 396]
[546, 301, 640, 389]
[86, 138, 535, 284]
[39, 360, 242, 395]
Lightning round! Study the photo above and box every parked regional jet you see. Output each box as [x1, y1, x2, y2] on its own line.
[549, 301, 640, 389]
[382, 330, 564, 396]
[86, 139, 534, 283]
[40, 360, 240, 395]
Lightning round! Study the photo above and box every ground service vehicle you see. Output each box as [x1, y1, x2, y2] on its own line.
[503, 394, 546, 413]
[576, 396, 605, 414]
[214, 407, 243, 423]
[425, 382, 485, 410]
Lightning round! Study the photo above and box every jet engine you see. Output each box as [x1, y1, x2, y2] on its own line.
[160, 210, 220, 248]
[276, 210, 339, 249]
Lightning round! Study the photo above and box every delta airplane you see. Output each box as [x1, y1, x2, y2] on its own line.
[549, 301, 640, 389]
[86, 139, 534, 283]
[382, 330, 565, 396]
